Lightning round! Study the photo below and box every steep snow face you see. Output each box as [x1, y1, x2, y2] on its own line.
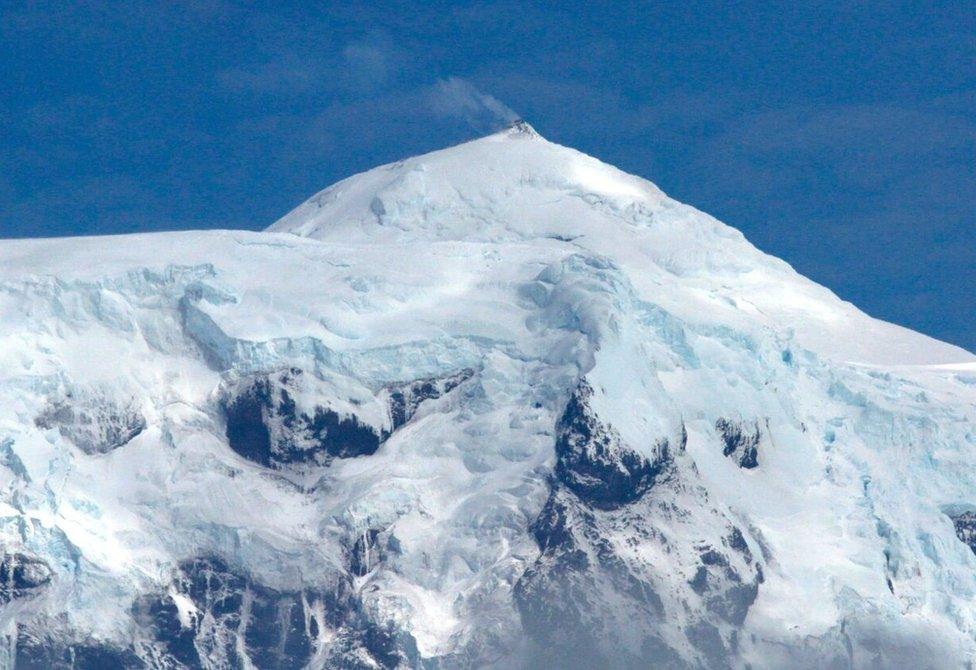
[0, 126, 974, 669]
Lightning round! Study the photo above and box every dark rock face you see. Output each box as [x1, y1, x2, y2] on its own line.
[0, 552, 52, 603]
[350, 528, 383, 577]
[514, 381, 764, 669]
[514, 380, 681, 668]
[35, 393, 146, 455]
[554, 380, 672, 509]
[715, 418, 761, 469]
[515, 491, 676, 670]
[516, 490, 706, 669]
[127, 555, 418, 670]
[517, 495, 763, 669]
[221, 367, 472, 470]
[305, 624, 417, 670]
[134, 556, 322, 669]
[15, 632, 143, 670]
[948, 510, 976, 554]
[388, 368, 473, 431]
[221, 368, 386, 468]
[689, 532, 764, 628]
[10, 549, 136, 670]
[14, 552, 422, 669]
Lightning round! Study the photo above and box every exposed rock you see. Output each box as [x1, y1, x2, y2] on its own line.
[387, 368, 474, 430]
[35, 391, 146, 455]
[514, 382, 764, 669]
[350, 528, 386, 577]
[715, 418, 761, 469]
[126, 555, 419, 670]
[221, 368, 386, 468]
[221, 367, 473, 470]
[689, 535, 763, 627]
[948, 510, 976, 554]
[554, 380, 672, 509]
[0, 552, 52, 604]
[14, 631, 142, 670]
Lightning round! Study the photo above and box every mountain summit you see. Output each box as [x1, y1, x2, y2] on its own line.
[269, 125, 969, 367]
[0, 130, 974, 669]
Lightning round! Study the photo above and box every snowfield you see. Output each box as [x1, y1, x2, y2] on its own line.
[0, 122, 974, 669]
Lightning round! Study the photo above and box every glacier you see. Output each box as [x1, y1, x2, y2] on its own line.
[0, 121, 975, 668]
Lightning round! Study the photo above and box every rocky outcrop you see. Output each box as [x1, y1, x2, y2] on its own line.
[0, 552, 52, 604]
[515, 381, 764, 669]
[715, 418, 762, 469]
[35, 391, 146, 455]
[14, 633, 142, 670]
[220, 367, 472, 470]
[349, 527, 399, 578]
[554, 380, 673, 509]
[688, 528, 763, 627]
[221, 368, 385, 468]
[948, 510, 976, 554]
[135, 556, 323, 669]
[388, 368, 473, 431]
[131, 556, 418, 670]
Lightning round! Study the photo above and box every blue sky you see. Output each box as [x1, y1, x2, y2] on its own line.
[1, 2, 973, 351]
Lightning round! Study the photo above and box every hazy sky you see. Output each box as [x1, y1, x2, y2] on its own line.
[1, 2, 973, 351]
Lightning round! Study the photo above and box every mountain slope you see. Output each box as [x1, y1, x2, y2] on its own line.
[0, 124, 974, 669]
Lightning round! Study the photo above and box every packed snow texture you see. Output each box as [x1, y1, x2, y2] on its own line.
[0, 123, 975, 668]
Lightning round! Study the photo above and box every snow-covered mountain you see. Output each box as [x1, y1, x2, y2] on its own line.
[1, 122, 975, 669]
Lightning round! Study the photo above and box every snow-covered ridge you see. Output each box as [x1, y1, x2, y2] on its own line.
[0, 125, 974, 668]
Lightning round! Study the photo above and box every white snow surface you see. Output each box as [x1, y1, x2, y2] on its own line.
[0, 123, 975, 668]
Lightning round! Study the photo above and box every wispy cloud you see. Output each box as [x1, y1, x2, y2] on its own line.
[216, 33, 403, 97]
[428, 77, 519, 132]
[342, 35, 397, 92]
[216, 54, 325, 94]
